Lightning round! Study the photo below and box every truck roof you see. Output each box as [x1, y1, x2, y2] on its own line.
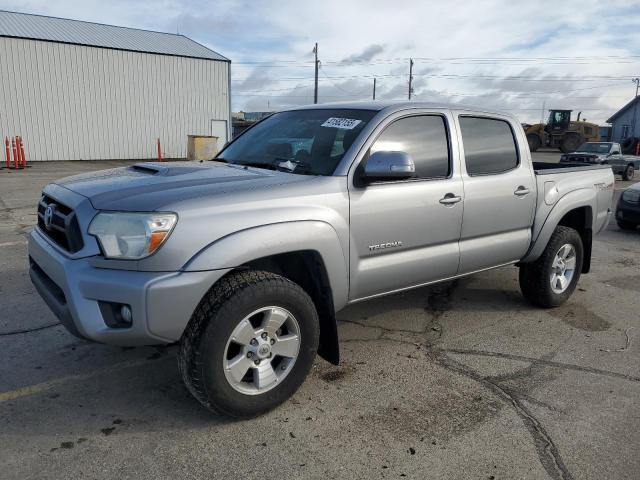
[286, 100, 517, 119]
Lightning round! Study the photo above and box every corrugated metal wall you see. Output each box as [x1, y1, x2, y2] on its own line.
[0, 37, 230, 161]
[610, 105, 640, 143]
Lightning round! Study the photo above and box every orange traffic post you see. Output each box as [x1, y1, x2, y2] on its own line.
[18, 136, 27, 168]
[11, 137, 18, 169]
[4, 137, 9, 168]
[157, 138, 163, 162]
[15, 136, 22, 168]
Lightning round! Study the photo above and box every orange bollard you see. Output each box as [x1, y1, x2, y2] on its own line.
[18, 136, 26, 167]
[157, 138, 162, 162]
[11, 137, 18, 169]
[4, 137, 9, 168]
[15, 136, 22, 168]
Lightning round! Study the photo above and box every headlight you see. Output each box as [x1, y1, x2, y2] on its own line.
[88, 212, 177, 259]
[622, 189, 640, 204]
[560, 155, 568, 161]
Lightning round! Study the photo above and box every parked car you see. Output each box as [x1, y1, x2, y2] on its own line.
[29, 102, 614, 417]
[560, 142, 639, 180]
[616, 182, 640, 230]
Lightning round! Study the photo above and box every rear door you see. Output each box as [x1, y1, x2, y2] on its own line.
[348, 110, 464, 300]
[455, 114, 536, 273]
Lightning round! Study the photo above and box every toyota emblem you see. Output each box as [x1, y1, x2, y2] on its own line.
[43, 204, 56, 230]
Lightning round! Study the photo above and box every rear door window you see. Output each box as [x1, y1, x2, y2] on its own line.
[459, 117, 519, 175]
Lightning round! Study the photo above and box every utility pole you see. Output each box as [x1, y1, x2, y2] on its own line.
[313, 43, 319, 104]
[632, 77, 640, 139]
[408, 58, 414, 100]
[372, 78, 376, 100]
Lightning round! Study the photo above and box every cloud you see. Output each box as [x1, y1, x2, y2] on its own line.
[4, 0, 640, 122]
[340, 44, 384, 64]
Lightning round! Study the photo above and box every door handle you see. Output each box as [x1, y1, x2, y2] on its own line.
[439, 193, 462, 205]
[514, 186, 531, 197]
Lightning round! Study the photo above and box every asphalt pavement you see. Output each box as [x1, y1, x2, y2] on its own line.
[0, 155, 638, 479]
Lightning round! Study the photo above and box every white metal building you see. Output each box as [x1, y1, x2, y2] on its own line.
[0, 10, 230, 161]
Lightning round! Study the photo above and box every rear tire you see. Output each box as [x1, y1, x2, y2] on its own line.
[178, 270, 319, 418]
[622, 164, 635, 181]
[519, 226, 583, 308]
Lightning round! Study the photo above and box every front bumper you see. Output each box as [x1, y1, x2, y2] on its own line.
[616, 202, 640, 225]
[29, 228, 230, 345]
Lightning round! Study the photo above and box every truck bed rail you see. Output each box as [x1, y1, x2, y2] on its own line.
[532, 162, 612, 175]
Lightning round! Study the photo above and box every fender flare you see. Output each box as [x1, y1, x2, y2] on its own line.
[183, 220, 349, 313]
[522, 188, 595, 263]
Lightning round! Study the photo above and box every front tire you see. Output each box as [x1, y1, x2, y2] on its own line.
[178, 270, 319, 417]
[527, 133, 541, 152]
[519, 226, 583, 308]
[560, 133, 583, 154]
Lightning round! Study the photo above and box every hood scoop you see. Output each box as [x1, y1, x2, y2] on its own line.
[130, 163, 169, 175]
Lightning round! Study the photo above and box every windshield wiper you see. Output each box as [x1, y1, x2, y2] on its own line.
[233, 161, 278, 171]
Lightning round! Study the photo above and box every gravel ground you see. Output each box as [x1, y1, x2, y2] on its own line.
[0, 156, 638, 480]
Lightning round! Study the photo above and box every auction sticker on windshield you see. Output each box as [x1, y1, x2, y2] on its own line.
[321, 117, 362, 129]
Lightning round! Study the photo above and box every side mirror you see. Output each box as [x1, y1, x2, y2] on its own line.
[363, 151, 415, 181]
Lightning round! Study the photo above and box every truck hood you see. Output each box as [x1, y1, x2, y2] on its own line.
[54, 161, 315, 211]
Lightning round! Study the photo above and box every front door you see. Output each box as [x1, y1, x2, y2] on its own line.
[348, 113, 464, 301]
[456, 114, 536, 273]
[211, 120, 229, 151]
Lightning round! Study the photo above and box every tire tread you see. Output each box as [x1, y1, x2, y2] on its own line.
[519, 226, 583, 308]
[178, 270, 306, 416]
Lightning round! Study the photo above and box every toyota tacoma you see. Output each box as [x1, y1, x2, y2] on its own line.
[29, 102, 614, 417]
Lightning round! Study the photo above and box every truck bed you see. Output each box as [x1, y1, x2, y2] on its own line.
[532, 162, 612, 175]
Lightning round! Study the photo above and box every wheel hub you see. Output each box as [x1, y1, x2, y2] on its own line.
[550, 243, 576, 294]
[223, 306, 301, 395]
[251, 337, 273, 360]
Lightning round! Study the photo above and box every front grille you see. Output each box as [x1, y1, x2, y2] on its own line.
[29, 257, 67, 305]
[37, 195, 84, 253]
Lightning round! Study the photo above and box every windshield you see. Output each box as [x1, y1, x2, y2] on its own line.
[577, 142, 611, 153]
[217, 109, 376, 175]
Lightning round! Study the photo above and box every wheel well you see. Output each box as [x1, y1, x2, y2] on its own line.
[240, 251, 339, 365]
[557, 207, 592, 273]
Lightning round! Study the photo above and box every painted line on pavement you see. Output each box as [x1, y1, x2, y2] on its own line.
[0, 356, 171, 403]
[0, 240, 27, 248]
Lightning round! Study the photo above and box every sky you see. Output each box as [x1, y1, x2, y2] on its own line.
[2, 0, 640, 124]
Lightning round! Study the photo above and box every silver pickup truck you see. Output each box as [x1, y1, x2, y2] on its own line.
[29, 102, 614, 417]
[561, 141, 639, 180]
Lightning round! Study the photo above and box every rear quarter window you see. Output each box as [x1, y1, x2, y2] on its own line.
[459, 116, 519, 175]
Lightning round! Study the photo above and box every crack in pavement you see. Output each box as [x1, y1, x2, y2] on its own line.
[445, 348, 640, 383]
[429, 350, 574, 480]
[339, 281, 576, 479]
[0, 322, 61, 336]
[420, 282, 573, 478]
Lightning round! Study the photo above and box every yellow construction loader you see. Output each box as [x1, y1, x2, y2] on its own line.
[525, 109, 599, 153]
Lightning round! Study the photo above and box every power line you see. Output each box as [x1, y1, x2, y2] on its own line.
[233, 54, 640, 65]
[232, 72, 636, 83]
[232, 81, 630, 96]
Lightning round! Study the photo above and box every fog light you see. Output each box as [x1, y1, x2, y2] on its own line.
[120, 305, 133, 324]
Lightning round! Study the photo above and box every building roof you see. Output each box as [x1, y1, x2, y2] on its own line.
[0, 10, 229, 61]
[606, 96, 640, 123]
